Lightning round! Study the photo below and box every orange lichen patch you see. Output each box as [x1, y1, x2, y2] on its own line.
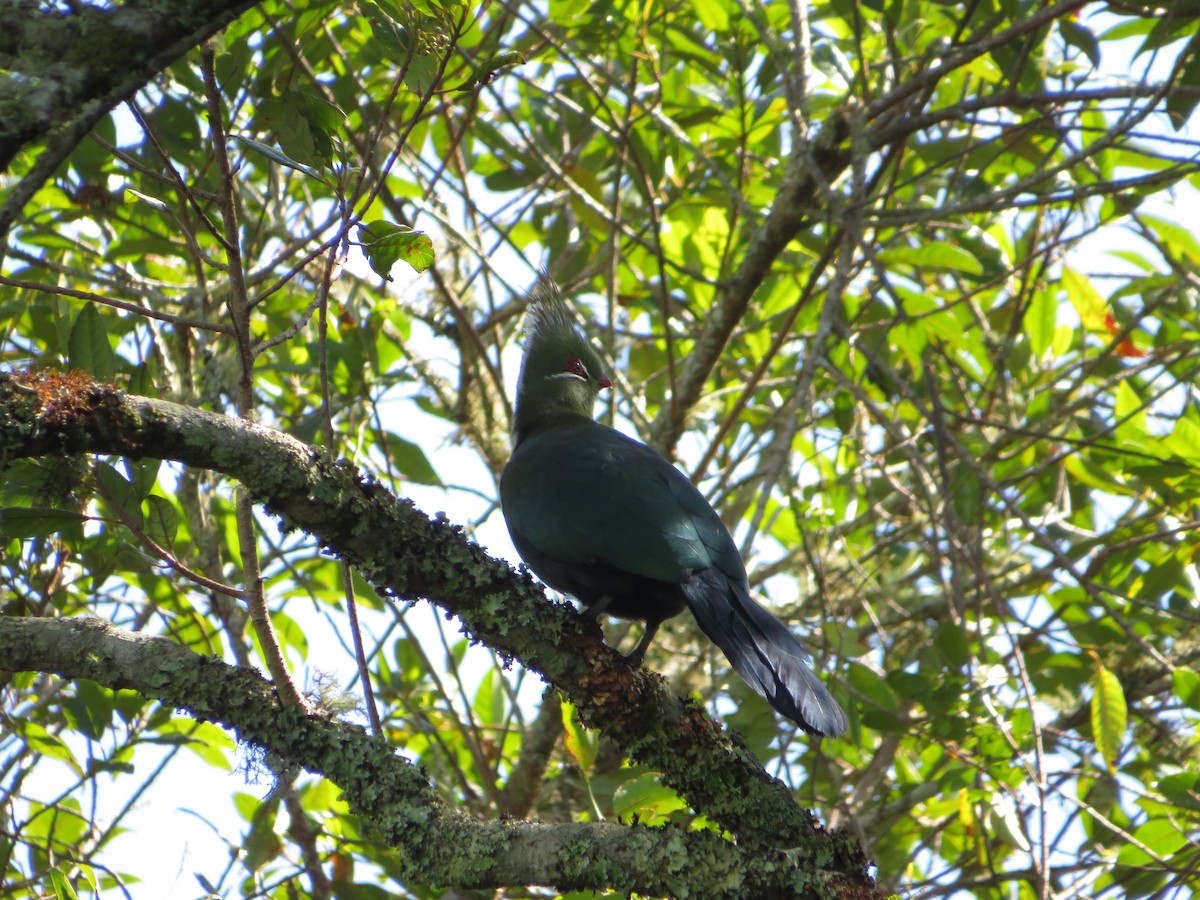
[13, 369, 112, 428]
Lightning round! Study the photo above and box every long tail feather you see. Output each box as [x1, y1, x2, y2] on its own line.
[683, 571, 848, 736]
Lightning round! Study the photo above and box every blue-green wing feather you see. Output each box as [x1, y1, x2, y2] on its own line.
[501, 420, 725, 583]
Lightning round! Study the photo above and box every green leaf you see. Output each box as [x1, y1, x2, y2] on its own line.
[67, 303, 117, 378]
[561, 702, 597, 771]
[48, 867, 78, 900]
[483, 166, 536, 192]
[232, 135, 324, 181]
[1162, 414, 1200, 464]
[1172, 668, 1200, 711]
[1024, 286, 1057, 358]
[262, 609, 310, 664]
[123, 187, 169, 210]
[1167, 31, 1200, 129]
[949, 464, 982, 521]
[358, 221, 435, 278]
[473, 669, 506, 724]
[452, 51, 525, 91]
[1059, 18, 1101, 68]
[877, 241, 984, 276]
[612, 773, 688, 823]
[128, 458, 161, 500]
[1138, 213, 1200, 267]
[144, 494, 180, 549]
[888, 670, 932, 702]
[1159, 772, 1200, 813]
[71, 113, 116, 181]
[255, 90, 344, 168]
[63, 679, 113, 741]
[1117, 817, 1188, 865]
[935, 620, 969, 668]
[1090, 664, 1127, 773]
[22, 722, 82, 774]
[155, 720, 236, 771]
[392, 636, 427, 686]
[404, 51, 443, 95]
[1114, 379, 1147, 440]
[242, 797, 283, 872]
[365, 6, 413, 57]
[986, 800, 1031, 852]
[72, 865, 99, 898]
[0, 507, 89, 539]
[691, 0, 729, 31]
[95, 461, 142, 528]
[298, 91, 346, 137]
[383, 432, 442, 485]
[255, 97, 321, 167]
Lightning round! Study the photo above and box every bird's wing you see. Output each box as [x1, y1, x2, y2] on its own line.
[501, 421, 733, 583]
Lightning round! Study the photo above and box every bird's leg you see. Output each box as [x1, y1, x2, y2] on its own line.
[625, 620, 662, 667]
[581, 597, 658, 666]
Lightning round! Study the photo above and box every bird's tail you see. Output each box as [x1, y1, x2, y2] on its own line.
[683, 571, 848, 736]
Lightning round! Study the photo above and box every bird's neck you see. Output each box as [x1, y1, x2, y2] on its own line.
[513, 377, 599, 446]
[513, 403, 596, 447]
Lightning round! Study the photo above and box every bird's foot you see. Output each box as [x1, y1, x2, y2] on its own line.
[623, 622, 660, 668]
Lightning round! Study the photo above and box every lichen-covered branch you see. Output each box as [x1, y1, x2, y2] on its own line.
[0, 370, 873, 891]
[0, 615, 873, 897]
[0, 0, 259, 167]
[0, 0, 261, 241]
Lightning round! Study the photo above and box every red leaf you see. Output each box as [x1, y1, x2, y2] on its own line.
[1116, 339, 1147, 358]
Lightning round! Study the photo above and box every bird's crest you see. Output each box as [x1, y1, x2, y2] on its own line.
[524, 282, 585, 349]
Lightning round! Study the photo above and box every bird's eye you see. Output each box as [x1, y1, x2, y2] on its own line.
[563, 357, 589, 379]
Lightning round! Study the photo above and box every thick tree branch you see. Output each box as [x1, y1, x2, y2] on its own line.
[1, 0, 261, 239]
[0, 0, 259, 166]
[0, 615, 876, 897]
[0, 370, 872, 888]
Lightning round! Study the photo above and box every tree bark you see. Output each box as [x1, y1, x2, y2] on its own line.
[0, 369, 875, 896]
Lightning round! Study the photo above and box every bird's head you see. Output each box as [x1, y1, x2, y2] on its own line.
[513, 287, 612, 441]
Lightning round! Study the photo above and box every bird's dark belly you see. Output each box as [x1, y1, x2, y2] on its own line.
[512, 531, 688, 624]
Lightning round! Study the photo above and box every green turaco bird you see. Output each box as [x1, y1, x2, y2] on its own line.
[500, 289, 848, 737]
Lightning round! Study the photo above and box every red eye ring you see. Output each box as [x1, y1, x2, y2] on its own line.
[564, 357, 588, 378]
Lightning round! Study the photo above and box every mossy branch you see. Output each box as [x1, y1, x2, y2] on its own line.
[0, 370, 875, 895]
[0, 615, 876, 897]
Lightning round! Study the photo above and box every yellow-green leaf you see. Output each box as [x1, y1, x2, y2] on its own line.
[1024, 286, 1057, 358]
[878, 241, 984, 276]
[561, 701, 597, 771]
[613, 773, 688, 824]
[48, 867, 78, 900]
[1114, 379, 1147, 442]
[1091, 664, 1127, 773]
[1163, 415, 1200, 464]
[1062, 267, 1109, 332]
[358, 220, 435, 278]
